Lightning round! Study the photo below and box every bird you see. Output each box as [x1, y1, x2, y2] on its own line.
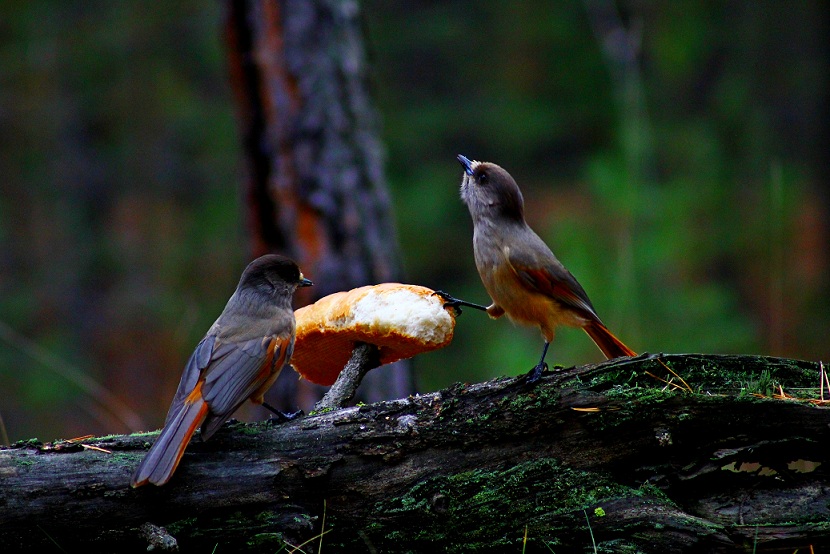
[456, 154, 635, 382]
[131, 254, 313, 487]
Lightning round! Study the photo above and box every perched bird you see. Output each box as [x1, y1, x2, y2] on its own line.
[457, 154, 635, 382]
[131, 254, 312, 487]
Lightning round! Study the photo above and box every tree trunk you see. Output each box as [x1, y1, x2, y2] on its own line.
[2, 354, 828, 553]
[224, 0, 413, 411]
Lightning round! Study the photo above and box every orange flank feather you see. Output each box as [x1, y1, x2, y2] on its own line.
[185, 379, 205, 403]
[249, 336, 290, 405]
[508, 264, 636, 360]
[130, 382, 209, 488]
[509, 265, 598, 323]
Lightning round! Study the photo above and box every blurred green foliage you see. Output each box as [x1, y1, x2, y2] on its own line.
[0, 1, 827, 441]
[0, 1, 244, 440]
[363, 0, 829, 392]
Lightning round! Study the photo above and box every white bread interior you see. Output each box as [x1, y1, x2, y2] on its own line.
[292, 283, 456, 386]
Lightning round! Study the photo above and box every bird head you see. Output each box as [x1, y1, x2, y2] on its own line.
[457, 155, 525, 224]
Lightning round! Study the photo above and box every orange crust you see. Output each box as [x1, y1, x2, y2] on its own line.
[291, 283, 456, 386]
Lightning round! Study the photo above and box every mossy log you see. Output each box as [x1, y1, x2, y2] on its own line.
[1, 354, 828, 553]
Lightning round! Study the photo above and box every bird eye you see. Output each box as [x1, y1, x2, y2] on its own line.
[477, 172, 488, 184]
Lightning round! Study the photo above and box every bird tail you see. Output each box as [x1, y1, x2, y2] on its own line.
[131, 385, 208, 488]
[584, 321, 637, 360]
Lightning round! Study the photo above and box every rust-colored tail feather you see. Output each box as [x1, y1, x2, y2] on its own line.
[130, 395, 208, 488]
[584, 321, 637, 359]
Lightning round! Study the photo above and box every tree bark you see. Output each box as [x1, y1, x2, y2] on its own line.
[1, 354, 828, 553]
[225, 0, 413, 410]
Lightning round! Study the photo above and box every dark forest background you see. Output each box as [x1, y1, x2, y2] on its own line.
[1, 1, 828, 443]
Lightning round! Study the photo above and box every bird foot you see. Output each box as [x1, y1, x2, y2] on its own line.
[262, 402, 304, 424]
[525, 362, 548, 384]
[432, 290, 488, 315]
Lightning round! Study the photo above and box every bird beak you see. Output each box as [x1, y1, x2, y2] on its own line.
[457, 154, 474, 176]
[299, 274, 313, 287]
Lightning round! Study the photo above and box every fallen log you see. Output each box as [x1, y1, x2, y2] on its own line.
[1, 354, 827, 552]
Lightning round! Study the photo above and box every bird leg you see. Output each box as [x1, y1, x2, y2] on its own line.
[525, 341, 550, 383]
[262, 402, 304, 423]
[432, 290, 489, 315]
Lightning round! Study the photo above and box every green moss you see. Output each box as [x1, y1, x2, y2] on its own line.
[739, 369, 778, 397]
[246, 532, 283, 547]
[166, 517, 198, 536]
[104, 452, 142, 466]
[547, 354, 826, 437]
[593, 539, 647, 553]
[92, 433, 132, 441]
[254, 510, 281, 524]
[128, 430, 159, 439]
[732, 520, 830, 531]
[162, 509, 315, 548]
[10, 438, 42, 448]
[561, 355, 822, 403]
[364, 457, 648, 553]
[602, 383, 677, 404]
[636, 482, 674, 505]
[499, 386, 560, 413]
[674, 355, 820, 397]
[239, 425, 265, 436]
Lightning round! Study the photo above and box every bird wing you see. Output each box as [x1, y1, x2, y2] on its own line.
[132, 331, 290, 487]
[505, 247, 601, 323]
[163, 334, 216, 426]
[131, 387, 209, 487]
[162, 331, 289, 441]
[133, 335, 217, 487]
[198, 333, 289, 439]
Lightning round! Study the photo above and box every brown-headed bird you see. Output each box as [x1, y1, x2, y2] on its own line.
[457, 155, 635, 382]
[131, 254, 312, 487]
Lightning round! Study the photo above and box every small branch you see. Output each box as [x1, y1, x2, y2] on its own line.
[314, 342, 380, 411]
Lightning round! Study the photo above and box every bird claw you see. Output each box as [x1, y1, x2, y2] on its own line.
[432, 290, 488, 315]
[525, 362, 548, 384]
[262, 403, 304, 424]
[433, 290, 464, 314]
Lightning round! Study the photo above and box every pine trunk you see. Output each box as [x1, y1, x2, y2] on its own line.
[225, 0, 412, 408]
